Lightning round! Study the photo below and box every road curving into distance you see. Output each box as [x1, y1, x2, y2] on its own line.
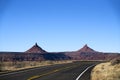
[0, 61, 101, 80]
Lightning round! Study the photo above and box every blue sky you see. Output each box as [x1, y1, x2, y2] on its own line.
[0, 0, 120, 52]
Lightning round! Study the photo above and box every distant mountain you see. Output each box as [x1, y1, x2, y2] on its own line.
[25, 43, 47, 53]
[0, 52, 71, 61]
[65, 45, 120, 60]
[0, 43, 120, 61]
[77, 44, 96, 52]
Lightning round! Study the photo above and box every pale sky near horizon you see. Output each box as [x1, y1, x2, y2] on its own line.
[0, 0, 120, 52]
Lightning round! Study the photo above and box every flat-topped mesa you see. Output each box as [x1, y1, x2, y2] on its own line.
[77, 44, 96, 52]
[25, 43, 47, 53]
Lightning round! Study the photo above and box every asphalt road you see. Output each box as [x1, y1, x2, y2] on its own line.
[0, 61, 100, 80]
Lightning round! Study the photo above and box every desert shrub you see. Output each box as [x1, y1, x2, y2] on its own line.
[0, 62, 2, 71]
[15, 62, 25, 68]
[0, 62, 4, 71]
[110, 57, 120, 65]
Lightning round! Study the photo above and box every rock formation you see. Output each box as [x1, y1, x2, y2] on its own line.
[77, 44, 95, 52]
[25, 43, 47, 53]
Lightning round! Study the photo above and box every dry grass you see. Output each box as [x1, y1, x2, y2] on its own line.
[91, 62, 120, 80]
[0, 60, 73, 72]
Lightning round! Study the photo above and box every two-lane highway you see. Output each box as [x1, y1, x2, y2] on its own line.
[0, 61, 100, 80]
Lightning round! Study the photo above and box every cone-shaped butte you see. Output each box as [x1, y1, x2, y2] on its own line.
[78, 44, 95, 52]
[25, 43, 47, 53]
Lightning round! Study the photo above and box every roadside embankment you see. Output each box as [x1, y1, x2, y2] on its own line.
[91, 58, 120, 80]
[0, 60, 73, 72]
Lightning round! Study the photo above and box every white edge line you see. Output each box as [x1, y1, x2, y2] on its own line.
[75, 65, 95, 80]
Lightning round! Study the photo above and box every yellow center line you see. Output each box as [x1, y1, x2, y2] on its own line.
[27, 66, 76, 80]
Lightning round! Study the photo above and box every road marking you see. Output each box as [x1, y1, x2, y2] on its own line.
[75, 65, 94, 80]
[27, 66, 75, 80]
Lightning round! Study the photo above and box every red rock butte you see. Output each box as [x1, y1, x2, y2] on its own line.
[25, 43, 47, 53]
[78, 44, 95, 52]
